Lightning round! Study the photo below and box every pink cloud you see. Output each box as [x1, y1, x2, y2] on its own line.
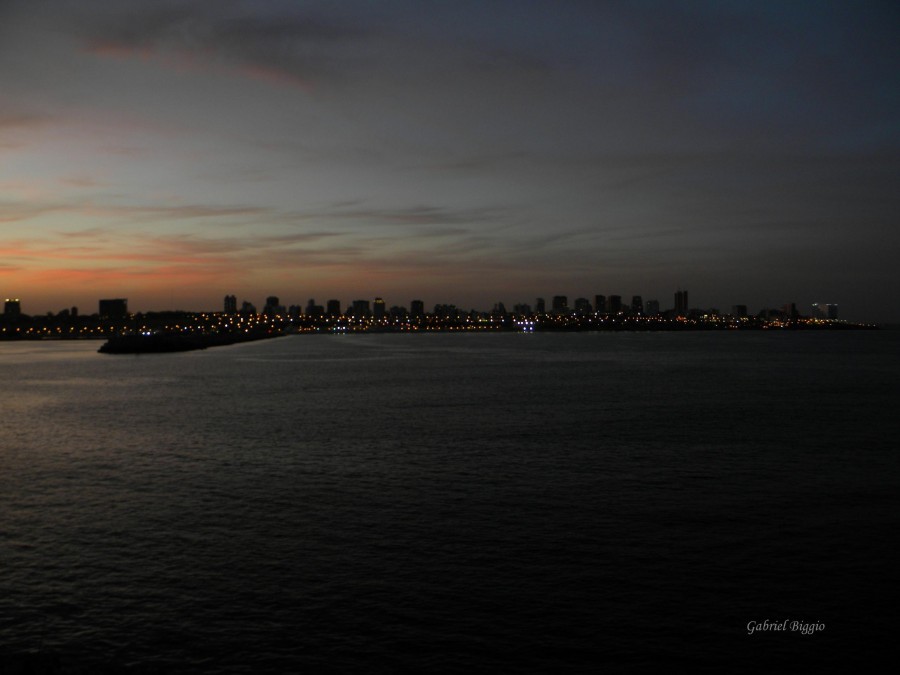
[234, 64, 312, 91]
[85, 41, 157, 61]
[85, 40, 311, 91]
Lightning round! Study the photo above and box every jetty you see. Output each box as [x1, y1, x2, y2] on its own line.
[98, 330, 283, 354]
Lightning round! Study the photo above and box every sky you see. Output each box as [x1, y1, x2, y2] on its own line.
[1, 0, 898, 321]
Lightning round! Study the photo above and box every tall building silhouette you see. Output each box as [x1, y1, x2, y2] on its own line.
[351, 300, 371, 319]
[812, 303, 839, 320]
[306, 299, 324, 317]
[4, 298, 21, 317]
[263, 296, 283, 316]
[631, 296, 643, 315]
[224, 295, 237, 314]
[99, 298, 128, 318]
[674, 290, 688, 316]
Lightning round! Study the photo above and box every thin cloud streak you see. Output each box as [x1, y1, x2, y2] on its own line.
[77, 1, 373, 90]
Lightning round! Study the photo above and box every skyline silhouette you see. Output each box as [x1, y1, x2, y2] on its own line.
[1, 287, 850, 324]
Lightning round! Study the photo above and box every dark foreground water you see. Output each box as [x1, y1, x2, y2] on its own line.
[1, 331, 898, 672]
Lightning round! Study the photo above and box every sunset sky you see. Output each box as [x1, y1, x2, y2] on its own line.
[1, 1, 897, 320]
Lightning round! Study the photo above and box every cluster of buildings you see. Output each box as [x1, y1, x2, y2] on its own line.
[220, 291, 838, 323]
[224, 294, 427, 322]
[1, 290, 842, 323]
[0, 291, 854, 340]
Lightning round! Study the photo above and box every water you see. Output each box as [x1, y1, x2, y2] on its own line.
[1, 332, 898, 672]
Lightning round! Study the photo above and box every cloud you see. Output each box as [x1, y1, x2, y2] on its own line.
[0, 112, 49, 129]
[316, 204, 502, 227]
[55, 226, 110, 239]
[0, 109, 52, 149]
[76, 1, 372, 89]
[5, 226, 362, 269]
[0, 201, 64, 223]
[59, 176, 103, 188]
[87, 204, 270, 221]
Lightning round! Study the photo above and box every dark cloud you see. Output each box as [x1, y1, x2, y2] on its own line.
[103, 204, 270, 220]
[0, 199, 272, 224]
[321, 204, 502, 227]
[73, 0, 373, 87]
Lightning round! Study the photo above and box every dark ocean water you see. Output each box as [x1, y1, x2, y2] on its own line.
[1, 331, 898, 673]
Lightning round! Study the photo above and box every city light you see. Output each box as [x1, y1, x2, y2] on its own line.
[0, 291, 875, 346]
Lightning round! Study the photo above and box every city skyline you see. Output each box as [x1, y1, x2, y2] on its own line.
[2, 1, 898, 322]
[2, 286, 846, 325]
[0, 287, 867, 346]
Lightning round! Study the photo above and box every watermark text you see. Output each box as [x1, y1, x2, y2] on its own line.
[747, 620, 825, 636]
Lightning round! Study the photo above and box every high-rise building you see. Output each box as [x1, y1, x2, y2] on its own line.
[594, 295, 606, 314]
[608, 295, 622, 314]
[574, 297, 591, 314]
[535, 298, 546, 313]
[410, 299, 425, 319]
[434, 304, 458, 319]
[812, 303, 839, 320]
[305, 299, 324, 317]
[631, 296, 643, 315]
[326, 299, 342, 318]
[351, 299, 371, 319]
[674, 290, 688, 316]
[4, 298, 21, 317]
[373, 297, 386, 321]
[224, 295, 237, 314]
[263, 296, 283, 316]
[552, 295, 568, 313]
[99, 298, 128, 318]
